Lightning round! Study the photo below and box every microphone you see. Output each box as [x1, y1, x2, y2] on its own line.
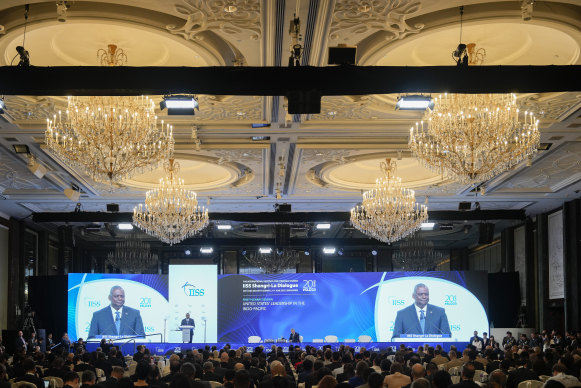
[120, 311, 145, 337]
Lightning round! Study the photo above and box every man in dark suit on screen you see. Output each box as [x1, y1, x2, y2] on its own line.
[88, 285, 145, 339]
[391, 283, 451, 339]
[289, 328, 300, 343]
[180, 313, 195, 343]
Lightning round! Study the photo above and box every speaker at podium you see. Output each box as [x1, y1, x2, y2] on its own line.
[179, 325, 195, 343]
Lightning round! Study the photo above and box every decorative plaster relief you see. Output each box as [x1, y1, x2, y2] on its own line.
[330, 0, 424, 42]
[167, 0, 261, 41]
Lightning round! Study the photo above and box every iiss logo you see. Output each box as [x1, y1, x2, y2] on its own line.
[444, 294, 457, 306]
[388, 296, 406, 306]
[86, 299, 101, 308]
[182, 282, 205, 297]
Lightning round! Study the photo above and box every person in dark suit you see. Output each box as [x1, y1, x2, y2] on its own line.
[103, 366, 124, 388]
[14, 358, 45, 388]
[449, 363, 480, 388]
[63, 371, 81, 388]
[506, 358, 539, 388]
[0, 364, 11, 388]
[61, 333, 72, 353]
[391, 284, 451, 339]
[180, 313, 195, 343]
[15, 331, 27, 352]
[88, 286, 145, 339]
[289, 329, 300, 343]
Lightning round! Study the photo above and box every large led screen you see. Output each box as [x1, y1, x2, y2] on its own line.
[218, 271, 488, 343]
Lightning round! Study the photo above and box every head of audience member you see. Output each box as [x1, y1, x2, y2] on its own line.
[488, 370, 506, 388]
[552, 363, 567, 376]
[111, 366, 124, 381]
[82, 370, 96, 386]
[367, 373, 383, 388]
[23, 358, 36, 373]
[380, 358, 392, 373]
[270, 361, 287, 377]
[354, 361, 368, 377]
[318, 375, 338, 388]
[411, 378, 431, 388]
[449, 350, 457, 360]
[64, 371, 80, 388]
[390, 362, 404, 375]
[233, 369, 251, 388]
[316, 367, 333, 383]
[135, 361, 151, 381]
[180, 363, 197, 381]
[433, 370, 453, 388]
[411, 364, 426, 380]
[342, 364, 354, 379]
[302, 359, 313, 372]
[169, 374, 192, 388]
[461, 362, 476, 381]
[426, 363, 438, 377]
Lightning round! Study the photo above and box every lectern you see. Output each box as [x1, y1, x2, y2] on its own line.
[179, 325, 194, 343]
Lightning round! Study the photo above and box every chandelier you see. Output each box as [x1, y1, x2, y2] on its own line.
[350, 159, 428, 244]
[409, 93, 540, 185]
[45, 45, 173, 184]
[133, 158, 209, 245]
[106, 234, 159, 274]
[393, 236, 447, 271]
[243, 249, 301, 274]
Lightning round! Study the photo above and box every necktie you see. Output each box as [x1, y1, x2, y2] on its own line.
[115, 311, 121, 335]
[420, 310, 425, 334]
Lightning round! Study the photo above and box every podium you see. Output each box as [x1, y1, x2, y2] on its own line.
[179, 325, 195, 343]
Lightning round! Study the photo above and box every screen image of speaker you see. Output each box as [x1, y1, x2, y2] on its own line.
[478, 223, 495, 244]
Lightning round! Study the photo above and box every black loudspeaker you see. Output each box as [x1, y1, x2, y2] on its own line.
[478, 223, 495, 244]
[275, 203, 292, 213]
[458, 201, 472, 210]
[106, 203, 120, 212]
[2, 329, 18, 355]
[287, 90, 321, 114]
[328, 46, 357, 65]
[275, 225, 291, 247]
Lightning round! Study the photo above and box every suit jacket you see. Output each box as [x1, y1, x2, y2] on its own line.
[15, 373, 45, 388]
[450, 380, 480, 388]
[507, 368, 539, 388]
[392, 304, 451, 338]
[384, 372, 411, 388]
[88, 306, 145, 338]
[180, 318, 195, 329]
[289, 332, 300, 342]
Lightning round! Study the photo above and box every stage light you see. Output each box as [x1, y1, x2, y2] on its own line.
[160, 95, 199, 115]
[251, 135, 270, 140]
[64, 188, 80, 201]
[421, 222, 436, 230]
[200, 247, 213, 254]
[27, 157, 47, 179]
[259, 247, 272, 254]
[304, 250, 310, 256]
[241, 250, 247, 255]
[56, 1, 68, 22]
[184, 249, 191, 256]
[323, 247, 336, 254]
[395, 95, 434, 110]
[521, 0, 534, 21]
[316, 223, 331, 230]
[371, 250, 378, 256]
[337, 248, 344, 256]
[217, 225, 232, 230]
[118, 223, 133, 230]
[0, 98, 5, 114]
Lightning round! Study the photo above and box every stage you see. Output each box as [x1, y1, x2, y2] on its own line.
[86, 341, 469, 356]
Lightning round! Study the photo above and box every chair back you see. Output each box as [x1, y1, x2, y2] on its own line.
[209, 382, 222, 388]
[44, 377, 64, 388]
[517, 380, 544, 388]
[358, 335, 372, 343]
[474, 370, 487, 382]
[312, 339, 323, 343]
[248, 336, 262, 344]
[448, 367, 460, 376]
[324, 335, 338, 343]
[12, 382, 38, 388]
[451, 376, 461, 384]
[538, 376, 550, 383]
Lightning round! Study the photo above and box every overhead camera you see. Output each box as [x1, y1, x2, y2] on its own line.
[452, 43, 468, 67]
[56, 1, 70, 22]
[521, 0, 534, 21]
[16, 46, 30, 67]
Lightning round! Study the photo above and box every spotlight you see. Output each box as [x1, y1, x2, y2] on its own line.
[200, 247, 213, 254]
[216, 225, 232, 230]
[371, 250, 378, 256]
[56, 1, 68, 22]
[259, 247, 272, 254]
[337, 248, 344, 256]
[421, 222, 435, 230]
[160, 95, 199, 115]
[241, 250, 247, 255]
[316, 223, 331, 230]
[184, 249, 192, 256]
[117, 223, 133, 230]
[0, 98, 5, 114]
[323, 247, 336, 255]
[395, 95, 434, 110]
[304, 250, 310, 256]
[64, 187, 80, 202]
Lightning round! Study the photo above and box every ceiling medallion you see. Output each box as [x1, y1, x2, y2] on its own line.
[350, 158, 428, 244]
[133, 158, 209, 246]
[409, 93, 540, 185]
[45, 45, 173, 184]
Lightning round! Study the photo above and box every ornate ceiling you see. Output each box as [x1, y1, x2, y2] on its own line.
[0, 0, 579, 245]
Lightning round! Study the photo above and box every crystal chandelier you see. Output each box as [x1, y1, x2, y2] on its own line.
[243, 249, 300, 274]
[409, 93, 540, 185]
[106, 234, 159, 274]
[133, 158, 209, 245]
[393, 236, 447, 271]
[350, 159, 428, 244]
[45, 45, 173, 184]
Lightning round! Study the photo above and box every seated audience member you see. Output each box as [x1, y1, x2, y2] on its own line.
[432, 351, 449, 366]
[337, 364, 355, 384]
[410, 378, 431, 388]
[449, 362, 479, 388]
[384, 363, 411, 388]
[224, 370, 236, 388]
[134, 361, 150, 387]
[81, 370, 97, 388]
[180, 363, 210, 388]
[0, 364, 11, 388]
[506, 357, 538, 388]
[444, 351, 464, 372]
[63, 371, 81, 388]
[366, 373, 383, 388]
[545, 364, 581, 388]
[315, 368, 333, 386]
[201, 361, 221, 383]
[249, 357, 265, 384]
[45, 357, 68, 379]
[169, 374, 192, 388]
[234, 370, 252, 388]
[104, 366, 125, 388]
[404, 364, 426, 388]
[258, 361, 295, 388]
[14, 358, 45, 388]
[162, 360, 182, 384]
[488, 371, 507, 388]
[318, 375, 338, 388]
[433, 370, 453, 388]
[348, 361, 368, 388]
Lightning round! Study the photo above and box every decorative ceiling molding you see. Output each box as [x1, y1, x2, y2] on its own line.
[0, 148, 56, 192]
[5, 96, 62, 122]
[519, 92, 581, 121]
[329, 0, 424, 42]
[194, 95, 263, 121]
[167, 0, 262, 41]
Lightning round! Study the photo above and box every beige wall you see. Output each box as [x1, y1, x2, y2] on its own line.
[0, 226, 8, 330]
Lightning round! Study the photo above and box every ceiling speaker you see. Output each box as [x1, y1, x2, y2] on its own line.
[478, 223, 495, 244]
